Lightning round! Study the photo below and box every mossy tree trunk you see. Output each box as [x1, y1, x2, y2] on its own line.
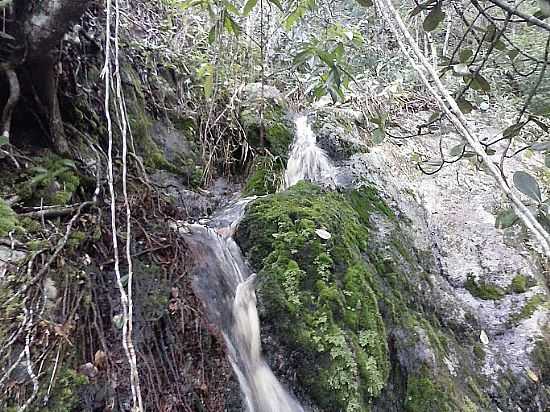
[1, 0, 91, 153]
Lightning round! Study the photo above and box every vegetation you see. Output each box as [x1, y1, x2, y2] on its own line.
[237, 182, 390, 410]
[0, 0, 549, 410]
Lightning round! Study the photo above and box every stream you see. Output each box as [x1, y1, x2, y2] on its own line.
[180, 114, 335, 411]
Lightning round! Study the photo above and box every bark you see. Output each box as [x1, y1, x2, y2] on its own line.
[21, 0, 91, 61]
[4, 0, 91, 153]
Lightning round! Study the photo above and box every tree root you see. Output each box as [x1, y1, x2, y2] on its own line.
[1, 63, 19, 142]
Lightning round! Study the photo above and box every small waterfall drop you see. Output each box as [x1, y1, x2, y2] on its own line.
[283, 115, 335, 189]
[181, 197, 303, 412]
[181, 114, 331, 411]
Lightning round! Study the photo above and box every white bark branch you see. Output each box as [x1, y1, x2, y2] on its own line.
[374, 0, 550, 257]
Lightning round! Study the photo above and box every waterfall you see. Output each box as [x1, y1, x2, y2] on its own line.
[181, 198, 303, 412]
[283, 115, 336, 189]
[181, 115, 330, 411]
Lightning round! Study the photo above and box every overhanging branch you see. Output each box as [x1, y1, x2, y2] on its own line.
[486, 0, 550, 32]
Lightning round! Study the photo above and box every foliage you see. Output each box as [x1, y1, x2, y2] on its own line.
[0, 198, 18, 237]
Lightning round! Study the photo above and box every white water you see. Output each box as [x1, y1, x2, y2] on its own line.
[182, 115, 332, 411]
[182, 198, 303, 412]
[283, 115, 336, 189]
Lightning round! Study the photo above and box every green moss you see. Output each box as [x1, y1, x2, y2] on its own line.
[19, 217, 42, 234]
[509, 294, 548, 324]
[531, 336, 550, 384]
[473, 344, 486, 362]
[243, 156, 285, 196]
[0, 280, 23, 342]
[404, 372, 456, 412]
[27, 239, 50, 251]
[0, 198, 18, 237]
[237, 182, 390, 410]
[465, 274, 505, 300]
[510, 274, 528, 293]
[240, 104, 293, 158]
[67, 231, 86, 251]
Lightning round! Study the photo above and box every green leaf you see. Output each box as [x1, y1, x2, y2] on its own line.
[467, 74, 490, 92]
[356, 0, 373, 5]
[459, 48, 473, 63]
[494, 40, 507, 51]
[546, 153, 550, 168]
[457, 98, 473, 114]
[372, 128, 385, 144]
[0, 135, 8, 147]
[428, 112, 441, 122]
[333, 43, 345, 60]
[485, 24, 497, 42]
[449, 143, 466, 157]
[530, 117, 549, 133]
[410, 0, 437, 17]
[224, 14, 241, 35]
[513, 171, 542, 203]
[293, 49, 313, 66]
[243, 0, 257, 15]
[495, 208, 519, 229]
[507, 49, 519, 60]
[423, 5, 446, 32]
[208, 25, 218, 44]
[222, 0, 240, 15]
[502, 122, 525, 138]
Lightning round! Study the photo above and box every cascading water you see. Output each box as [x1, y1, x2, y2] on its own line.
[181, 114, 333, 411]
[283, 115, 336, 189]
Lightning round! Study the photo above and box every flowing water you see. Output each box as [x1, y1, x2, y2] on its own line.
[181, 114, 334, 411]
[283, 115, 336, 189]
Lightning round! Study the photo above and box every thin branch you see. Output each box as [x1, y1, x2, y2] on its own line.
[487, 0, 550, 31]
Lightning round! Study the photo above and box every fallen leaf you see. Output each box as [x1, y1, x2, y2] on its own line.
[315, 229, 332, 240]
[480, 330, 489, 345]
[527, 369, 539, 383]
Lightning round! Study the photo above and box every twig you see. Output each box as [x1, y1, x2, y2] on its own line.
[18, 201, 95, 218]
[487, 0, 550, 31]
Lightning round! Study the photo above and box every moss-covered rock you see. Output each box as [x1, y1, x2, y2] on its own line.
[242, 156, 285, 196]
[464, 274, 505, 300]
[0, 198, 18, 237]
[237, 182, 498, 411]
[237, 182, 390, 411]
[240, 104, 293, 159]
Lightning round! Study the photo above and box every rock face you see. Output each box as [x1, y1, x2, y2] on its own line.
[235, 108, 549, 411]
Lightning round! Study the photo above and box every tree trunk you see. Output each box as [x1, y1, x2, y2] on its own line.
[2, 0, 91, 153]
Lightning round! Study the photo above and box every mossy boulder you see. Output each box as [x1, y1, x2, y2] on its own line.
[236, 182, 391, 411]
[239, 86, 293, 194]
[240, 104, 293, 159]
[236, 182, 501, 411]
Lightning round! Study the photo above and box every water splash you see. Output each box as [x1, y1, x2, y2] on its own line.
[283, 115, 336, 189]
[181, 198, 303, 412]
